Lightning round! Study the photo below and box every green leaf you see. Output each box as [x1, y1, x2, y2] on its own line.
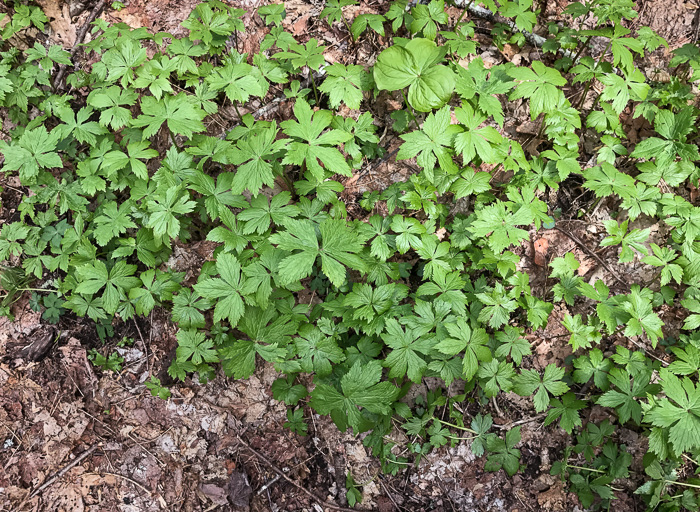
[176, 328, 218, 365]
[645, 369, 700, 456]
[0, 127, 62, 183]
[310, 360, 399, 433]
[381, 319, 432, 383]
[435, 318, 490, 380]
[133, 93, 206, 139]
[281, 98, 352, 180]
[193, 253, 246, 326]
[373, 38, 455, 112]
[75, 260, 141, 315]
[513, 364, 570, 413]
[295, 325, 345, 376]
[508, 61, 566, 118]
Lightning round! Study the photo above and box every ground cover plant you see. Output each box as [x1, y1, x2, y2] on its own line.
[1, 0, 700, 509]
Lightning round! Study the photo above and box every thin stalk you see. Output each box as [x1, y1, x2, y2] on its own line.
[568, 35, 593, 72]
[233, 101, 243, 122]
[567, 464, 605, 473]
[577, 39, 613, 110]
[665, 480, 700, 490]
[445, 434, 477, 441]
[168, 129, 182, 151]
[400, 89, 418, 127]
[309, 71, 320, 104]
[683, 453, 700, 467]
[453, 0, 474, 28]
[19, 287, 60, 293]
[435, 418, 478, 435]
[341, 13, 355, 43]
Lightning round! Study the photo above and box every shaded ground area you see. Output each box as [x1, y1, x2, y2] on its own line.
[1, 0, 699, 511]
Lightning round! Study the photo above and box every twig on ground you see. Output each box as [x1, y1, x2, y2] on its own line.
[553, 226, 627, 287]
[256, 475, 281, 496]
[53, 0, 108, 89]
[379, 477, 404, 511]
[28, 443, 101, 499]
[236, 434, 358, 512]
[492, 413, 546, 430]
[132, 317, 151, 376]
[96, 472, 153, 495]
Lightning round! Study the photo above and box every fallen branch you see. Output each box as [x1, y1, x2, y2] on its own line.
[53, 0, 108, 90]
[28, 443, 101, 499]
[553, 225, 627, 287]
[236, 435, 358, 512]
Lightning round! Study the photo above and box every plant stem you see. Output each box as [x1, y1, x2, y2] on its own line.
[568, 35, 592, 72]
[453, 0, 474, 28]
[233, 101, 243, 122]
[310, 71, 320, 104]
[445, 434, 477, 441]
[400, 89, 418, 127]
[342, 14, 355, 43]
[168, 129, 182, 151]
[567, 464, 605, 473]
[665, 480, 700, 490]
[577, 39, 613, 110]
[435, 418, 478, 435]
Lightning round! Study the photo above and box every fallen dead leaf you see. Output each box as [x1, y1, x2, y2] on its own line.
[227, 471, 252, 510]
[36, 0, 77, 48]
[533, 238, 549, 267]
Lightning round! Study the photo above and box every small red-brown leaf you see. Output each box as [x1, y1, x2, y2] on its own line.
[534, 238, 549, 267]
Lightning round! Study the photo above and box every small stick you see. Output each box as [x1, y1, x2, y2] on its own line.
[492, 413, 546, 430]
[236, 435, 358, 512]
[256, 475, 281, 496]
[132, 317, 151, 375]
[378, 477, 403, 511]
[29, 443, 101, 498]
[553, 226, 627, 287]
[95, 472, 153, 495]
[53, 0, 108, 89]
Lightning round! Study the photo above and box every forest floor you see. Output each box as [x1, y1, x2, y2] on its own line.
[1, 0, 699, 511]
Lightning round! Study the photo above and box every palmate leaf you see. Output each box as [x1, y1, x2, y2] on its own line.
[513, 364, 570, 413]
[470, 201, 532, 253]
[397, 107, 459, 176]
[146, 186, 197, 241]
[133, 93, 206, 139]
[270, 218, 366, 288]
[373, 38, 455, 112]
[205, 60, 268, 103]
[295, 325, 345, 376]
[281, 98, 352, 181]
[92, 201, 137, 246]
[453, 103, 503, 164]
[455, 59, 513, 126]
[87, 86, 138, 130]
[645, 369, 700, 455]
[238, 191, 300, 235]
[508, 61, 566, 118]
[193, 253, 247, 326]
[230, 122, 288, 195]
[310, 360, 399, 433]
[318, 64, 366, 110]
[75, 260, 141, 315]
[176, 328, 218, 365]
[435, 318, 490, 380]
[381, 318, 433, 382]
[0, 126, 62, 183]
[583, 162, 636, 199]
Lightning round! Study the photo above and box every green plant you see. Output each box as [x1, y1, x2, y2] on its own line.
[2, 0, 700, 508]
[88, 348, 124, 372]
